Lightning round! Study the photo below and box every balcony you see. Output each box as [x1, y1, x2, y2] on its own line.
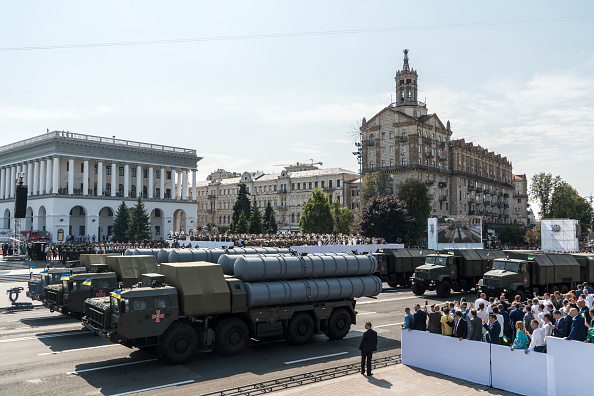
[425, 180, 434, 186]
[513, 193, 528, 198]
[427, 193, 435, 200]
[425, 152, 434, 158]
[365, 140, 376, 146]
[438, 181, 447, 188]
[491, 201, 497, 207]
[399, 136, 408, 142]
[497, 202, 502, 208]
[503, 193, 509, 198]
[438, 155, 447, 161]
[468, 197, 475, 203]
[439, 196, 447, 201]
[468, 210, 475, 215]
[207, 194, 217, 199]
[476, 187, 483, 193]
[425, 137, 433, 145]
[438, 141, 446, 148]
[206, 208, 216, 213]
[503, 203, 509, 208]
[484, 188, 490, 194]
[467, 185, 475, 191]
[277, 205, 288, 210]
[484, 200, 491, 205]
[497, 191, 503, 197]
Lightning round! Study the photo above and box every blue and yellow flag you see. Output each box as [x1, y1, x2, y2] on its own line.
[420, 250, 423, 255]
[60, 273, 70, 281]
[448, 250, 455, 255]
[527, 255, 535, 260]
[82, 279, 92, 286]
[40, 269, 48, 276]
[487, 251, 491, 256]
[29, 266, 35, 273]
[111, 289, 122, 299]
[485, 331, 489, 336]
[582, 312, 586, 318]
[503, 335, 508, 343]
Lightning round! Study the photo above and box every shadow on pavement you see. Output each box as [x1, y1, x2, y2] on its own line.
[367, 375, 392, 388]
[407, 366, 516, 395]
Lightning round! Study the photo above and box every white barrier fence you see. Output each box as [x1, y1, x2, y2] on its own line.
[402, 330, 594, 396]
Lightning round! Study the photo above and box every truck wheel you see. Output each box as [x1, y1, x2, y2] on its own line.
[285, 312, 315, 345]
[324, 308, 351, 340]
[387, 281, 399, 288]
[436, 281, 451, 298]
[157, 323, 198, 365]
[412, 283, 426, 296]
[214, 317, 248, 356]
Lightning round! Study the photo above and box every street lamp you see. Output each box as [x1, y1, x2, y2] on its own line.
[353, 142, 363, 218]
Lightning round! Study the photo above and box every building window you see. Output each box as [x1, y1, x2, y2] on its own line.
[131, 168, 136, 177]
[94, 165, 98, 174]
[369, 134, 375, 144]
[329, 180, 332, 189]
[381, 160, 386, 167]
[370, 148, 375, 156]
[166, 171, 171, 180]
[402, 144, 407, 153]
[382, 147, 386, 155]
[321, 181, 325, 188]
[389, 131, 394, 139]
[390, 146, 394, 154]
[309, 182, 312, 189]
[156, 170, 161, 179]
[369, 162, 375, 170]
[292, 183, 295, 190]
[66, 161, 69, 171]
[315, 181, 318, 188]
[402, 159, 407, 166]
[119, 167, 124, 176]
[80, 163, 84, 172]
[336, 180, 340, 187]
[381, 132, 385, 140]
[143, 169, 148, 178]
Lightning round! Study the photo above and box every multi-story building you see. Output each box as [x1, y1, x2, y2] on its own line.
[511, 174, 529, 226]
[0, 130, 200, 242]
[360, 49, 514, 226]
[196, 164, 358, 232]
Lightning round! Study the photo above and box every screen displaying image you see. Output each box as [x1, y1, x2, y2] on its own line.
[437, 217, 482, 244]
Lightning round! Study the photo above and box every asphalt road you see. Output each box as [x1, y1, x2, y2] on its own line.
[0, 283, 477, 396]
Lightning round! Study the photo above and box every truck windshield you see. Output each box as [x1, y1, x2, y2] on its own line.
[492, 261, 520, 273]
[425, 256, 448, 266]
[111, 296, 120, 315]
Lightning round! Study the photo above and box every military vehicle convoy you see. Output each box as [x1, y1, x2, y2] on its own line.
[125, 247, 292, 264]
[82, 254, 382, 364]
[411, 249, 506, 297]
[373, 248, 436, 288]
[43, 255, 158, 319]
[27, 267, 87, 301]
[477, 252, 581, 300]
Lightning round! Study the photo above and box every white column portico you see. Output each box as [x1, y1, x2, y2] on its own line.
[52, 156, 60, 194]
[33, 160, 40, 195]
[181, 168, 187, 201]
[97, 160, 103, 196]
[148, 166, 154, 199]
[0, 168, 5, 199]
[26, 162, 32, 196]
[111, 162, 117, 197]
[171, 168, 176, 200]
[83, 159, 89, 196]
[68, 158, 74, 195]
[45, 158, 52, 194]
[40, 159, 46, 195]
[191, 169, 197, 201]
[136, 164, 142, 198]
[160, 167, 165, 199]
[124, 163, 130, 198]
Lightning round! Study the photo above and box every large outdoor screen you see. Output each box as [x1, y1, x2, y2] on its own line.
[428, 217, 483, 250]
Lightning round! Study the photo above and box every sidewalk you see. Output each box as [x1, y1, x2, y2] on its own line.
[274, 364, 518, 396]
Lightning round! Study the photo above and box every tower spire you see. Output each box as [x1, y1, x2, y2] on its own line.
[403, 49, 410, 71]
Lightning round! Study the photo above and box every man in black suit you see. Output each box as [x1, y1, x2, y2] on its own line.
[483, 314, 501, 345]
[359, 321, 378, 376]
[451, 311, 468, 340]
[467, 310, 483, 341]
[411, 303, 427, 331]
[509, 303, 525, 339]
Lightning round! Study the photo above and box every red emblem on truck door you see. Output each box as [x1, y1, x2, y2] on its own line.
[451, 270, 455, 277]
[523, 277, 528, 284]
[95, 290, 105, 297]
[152, 310, 164, 323]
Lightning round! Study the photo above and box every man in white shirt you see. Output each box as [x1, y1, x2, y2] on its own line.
[526, 319, 546, 353]
[583, 289, 594, 310]
[540, 293, 553, 308]
[475, 293, 489, 314]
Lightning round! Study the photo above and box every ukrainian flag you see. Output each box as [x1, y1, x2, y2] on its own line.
[40, 269, 48, 276]
[448, 250, 455, 255]
[528, 255, 535, 260]
[582, 312, 586, 318]
[503, 335, 508, 343]
[82, 279, 92, 286]
[111, 289, 121, 299]
[487, 251, 491, 256]
[60, 273, 70, 281]
[420, 250, 423, 255]
[29, 266, 35, 273]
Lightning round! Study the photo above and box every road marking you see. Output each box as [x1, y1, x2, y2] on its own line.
[109, 380, 195, 396]
[375, 322, 403, 328]
[284, 351, 348, 365]
[356, 312, 376, 315]
[67, 359, 159, 374]
[357, 296, 418, 305]
[0, 330, 87, 343]
[39, 344, 118, 355]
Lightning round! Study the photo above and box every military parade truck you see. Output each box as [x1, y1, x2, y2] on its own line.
[411, 249, 506, 297]
[43, 255, 158, 318]
[571, 253, 594, 284]
[374, 248, 435, 288]
[83, 257, 382, 364]
[478, 253, 580, 300]
[27, 267, 87, 301]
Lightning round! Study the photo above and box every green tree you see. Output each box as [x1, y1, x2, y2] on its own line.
[359, 196, 411, 243]
[362, 173, 393, 203]
[127, 196, 152, 242]
[249, 199, 264, 234]
[524, 222, 541, 246]
[330, 199, 353, 234]
[263, 202, 278, 233]
[112, 201, 130, 242]
[530, 172, 562, 218]
[229, 183, 251, 233]
[397, 178, 431, 244]
[549, 182, 592, 234]
[498, 225, 526, 245]
[299, 188, 333, 233]
[235, 211, 250, 234]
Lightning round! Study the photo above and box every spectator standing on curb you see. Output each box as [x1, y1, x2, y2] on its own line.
[509, 303, 525, 340]
[510, 321, 530, 351]
[427, 305, 442, 334]
[441, 308, 454, 336]
[523, 305, 535, 335]
[566, 308, 587, 341]
[403, 308, 413, 330]
[451, 311, 468, 341]
[468, 310, 483, 341]
[483, 314, 501, 345]
[412, 304, 427, 331]
[526, 320, 546, 354]
[359, 322, 377, 377]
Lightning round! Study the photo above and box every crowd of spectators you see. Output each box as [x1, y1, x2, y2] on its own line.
[179, 232, 387, 247]
[404, 283, 594, 353]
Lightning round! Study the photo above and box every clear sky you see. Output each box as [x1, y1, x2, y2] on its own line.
[1, 1, 593, 199]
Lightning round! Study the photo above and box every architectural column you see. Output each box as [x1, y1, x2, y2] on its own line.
[171, 168, 177, 200]
[39, 158, 46, 195]
[16, 164, 22, 193]
[68, 157, 74, 195]
[45, 157, 52, 194]
[160, 167, 165, 199]
[52, 156, 60, 194]
[83, 159, 89, 196]
[136, 164, 142, 198]
[10, 166, 16, 198]
[181, 168, 188, 201]
[111, 162, 117, 197]
[192, 169, 197, 202]
[97, 160, 103, 196]
[124, 163, 130, 198]
[33, 160, 40, 195]
[0, 168, 5, 199]
[148, 166, 154, 199]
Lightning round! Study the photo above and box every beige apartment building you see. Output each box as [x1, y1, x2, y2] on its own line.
[360, 49, 514, 226]
[511, 174, 529, 226]
[196, 164, 359, 232]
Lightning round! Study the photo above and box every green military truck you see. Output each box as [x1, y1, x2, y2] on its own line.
[477, 253, 581, 300]
[570, 253, 594, 284]
[27, 267, 87, 301]
[83, 261, 382, 364]
[375, 248, 435, 288]
[411, 249, 506, 297]
[44, 255, 158, 319]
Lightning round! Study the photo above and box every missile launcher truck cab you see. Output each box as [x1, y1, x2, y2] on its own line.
[27, 267, 87, 301]
[44, 264, 118, 318]
[478, 253, 580, 300]
[374, 249, 435, 288]
[83, 261, 382, 365]
[411, 249, 505, 297]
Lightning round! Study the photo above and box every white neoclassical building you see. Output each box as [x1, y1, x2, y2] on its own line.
[0, 130, 201, 243]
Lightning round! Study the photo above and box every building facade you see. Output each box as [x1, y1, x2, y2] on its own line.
[0, 131, 201, 242]
[360, 50, 514, 226]
[511, 174, 529, 226]
[196, 164, 359, 232]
